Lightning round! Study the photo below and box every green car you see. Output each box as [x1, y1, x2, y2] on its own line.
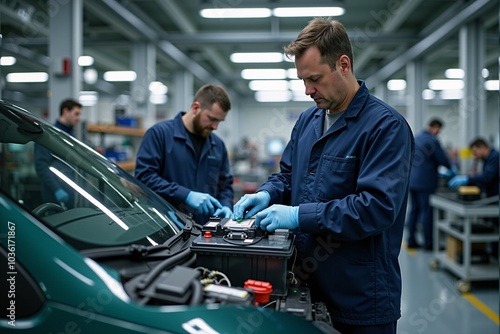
[0, 100, 337, 334]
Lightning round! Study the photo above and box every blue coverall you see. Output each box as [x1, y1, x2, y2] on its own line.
[135, 112, 234, 225]
[407, 129, 451, 248]
[258, 81, 414, 325]
[34, 120, 76, 206]
[468, 149, 499, 197]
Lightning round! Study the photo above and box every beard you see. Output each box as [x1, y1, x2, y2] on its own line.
[193, 112, 211, 138]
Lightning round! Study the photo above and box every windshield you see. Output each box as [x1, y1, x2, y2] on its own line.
[0, 100, 184, 249]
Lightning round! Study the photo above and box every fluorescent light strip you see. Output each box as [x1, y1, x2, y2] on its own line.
[255, 91, 291, 102]
[103, 71, 137, 82]
[444, 68, 464, 79]
[241, 69, 287, 80]
[485, 80, 499, 91]
[200, 7, 344, 19]
[249, 80, 288, 91]
[200, 8, 271, 19]
[428, 79, 464, 90]
[6, 72, 48, 83]
[78, 56, 94, 66]
[231, 52, 283, 63]
[0, 56, 16, 66]
[273, 7, 345, 17]
[387, 79, 407, 91]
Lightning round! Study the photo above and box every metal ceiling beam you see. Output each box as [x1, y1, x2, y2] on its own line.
[92, 0, 224, 86]
[366, 0, 496, 86]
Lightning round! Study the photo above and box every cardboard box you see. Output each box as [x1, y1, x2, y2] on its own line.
[446, 235, 487, 263]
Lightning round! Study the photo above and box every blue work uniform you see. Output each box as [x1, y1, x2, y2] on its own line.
[34, 120, 76, 206]
[407, 130, 451, 248]
[258, 81, 414, 325]
[135, 112, 234, 225]
[468, 149, 499, 197]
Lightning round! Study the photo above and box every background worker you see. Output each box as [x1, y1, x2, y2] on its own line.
[448, 137, 499, 197]
[406, 118, 453, 250]
[233, 18, 414, 334]
[135, 84, 234, 225]
[34, 99, 82, 207]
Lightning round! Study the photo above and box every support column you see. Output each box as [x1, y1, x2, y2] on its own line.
[131, 42, 156, 128]
[172, 71, 194, 115]
[406, 59, 425, 133]
[458, 19, 486, 173]
[48, 0, 82, 132]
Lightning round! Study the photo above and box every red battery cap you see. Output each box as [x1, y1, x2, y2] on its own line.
[244, 279, 273, 304]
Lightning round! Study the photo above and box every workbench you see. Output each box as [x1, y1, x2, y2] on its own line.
[429, 192, 499, 292]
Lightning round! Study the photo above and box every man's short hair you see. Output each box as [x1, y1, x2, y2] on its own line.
[194, 84, 231, 112]
[469, 137, 489, 149]
[60, 99, 82, 116]
[428, 118, 443, 128]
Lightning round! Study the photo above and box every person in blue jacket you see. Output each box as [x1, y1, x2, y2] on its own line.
[135, 84, 234, 225]
[448, 137, 499, 197]
[233, 18, 414, 334]
[34, 99, 82, 208]
[407, 119, 452, 250]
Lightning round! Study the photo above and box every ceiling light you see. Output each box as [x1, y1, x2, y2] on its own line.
[200, 8, 271, 19]
[150, 94, 168, 104]
[255, 91, 292, 102]
[6, 72, 48, 83]
[292, 92, 312, 102]
[422, 89, 436, 100]
[428, 79, 464, 90]
[273, 7, 345, 17]
[241, 69, 287, 80]
[482, 68, 490, 78]
[231, 52, 283, 63]
[287, 68, 297, 79]
[439, 90, 464, 100]
[249, 80, 288, 91]
[149, 81, 168, 94]
[103, 71, 137, 82]
[485, 80, 499, 91]
[79, 91, 98, 106]
[288, 79, 304, 91]
[78, 56, 94, 66]
[387, 79, 407, 91]
[83, 68, 98, 84]
[444, 68, 464, 79]
[0, 56, 16, 66]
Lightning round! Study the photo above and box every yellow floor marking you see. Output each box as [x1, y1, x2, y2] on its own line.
[463, 292, 500, 325]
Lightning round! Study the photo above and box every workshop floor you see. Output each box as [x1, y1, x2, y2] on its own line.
[398, 241, 499, 333]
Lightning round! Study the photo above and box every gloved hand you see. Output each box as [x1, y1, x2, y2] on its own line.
[214, 206, 232, 218]
[54, 188, 69, 203]
[185, 191, 222, 215]
[438, 167, 455, 178]
[448, 175, 469, 189]
[255, 205, 299, 232]
[233, 191, 271, 220]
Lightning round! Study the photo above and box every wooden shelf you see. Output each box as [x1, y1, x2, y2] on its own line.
[116, 160, 136, 171]
[87, 124, 145, 136]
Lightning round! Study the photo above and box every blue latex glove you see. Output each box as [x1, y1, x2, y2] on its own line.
[233, 191, 271, 220]
[185, 191, 222, 215]
[448, 175, 469, 189]
[54, 188, 69, 203]
[214, 206, 232, 218]
[438, 167, 455, 178]
[255, 205, 299, 232]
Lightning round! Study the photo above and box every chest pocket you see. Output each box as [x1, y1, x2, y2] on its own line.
[316, 155, 359, 201]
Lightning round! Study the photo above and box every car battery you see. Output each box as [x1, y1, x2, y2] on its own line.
[190, 217, 294, 296]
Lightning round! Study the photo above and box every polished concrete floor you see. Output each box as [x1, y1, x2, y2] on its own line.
[398, 243, 499, 334]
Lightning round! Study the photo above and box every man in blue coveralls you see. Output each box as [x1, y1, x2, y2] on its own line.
[233, 18, 414, 334]
[135, 84, 234, 225]
[407, 118, 452, 250]
[34, 99, 82, 208]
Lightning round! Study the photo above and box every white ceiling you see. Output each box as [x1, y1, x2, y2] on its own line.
[0, 0, 498, 106]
